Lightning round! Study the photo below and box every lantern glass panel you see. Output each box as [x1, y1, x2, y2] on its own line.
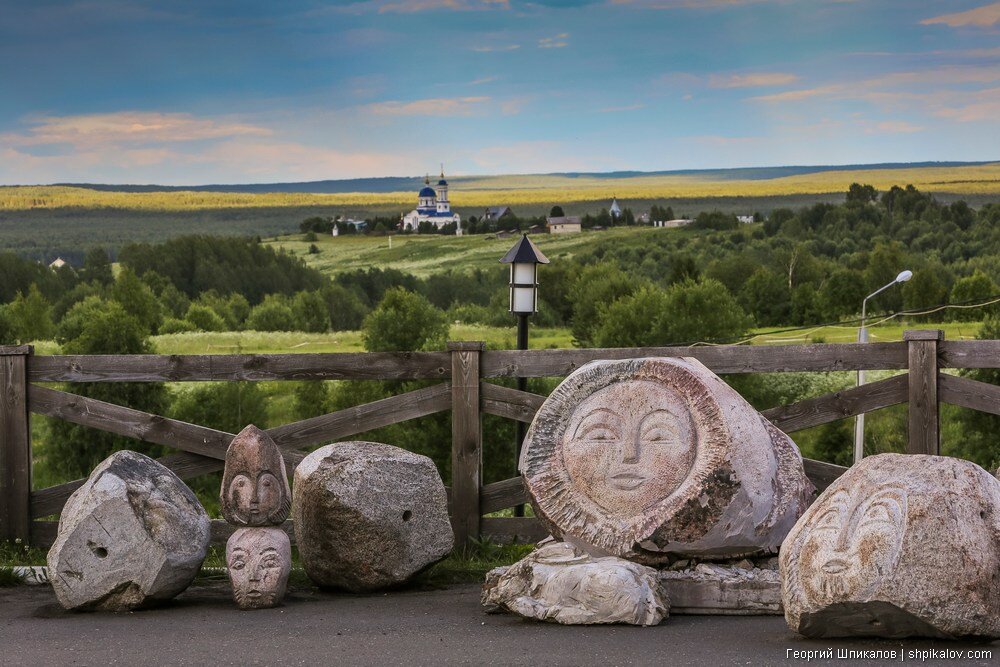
[511, 286, 536, 313]
[512, 262, 536, 285]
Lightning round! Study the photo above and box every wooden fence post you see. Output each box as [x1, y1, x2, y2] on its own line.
[0, 345, 32, 543]
[448, 341, 484, 551]
[904, 330, 942, 456]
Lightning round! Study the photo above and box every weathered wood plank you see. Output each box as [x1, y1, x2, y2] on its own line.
[905, 331, 941, 455]
[480, 517, 549, 545]
[938, 373, 1000, 416]
[449, 342, 483, 550]
[29, 351, 451, 383]
[481, 477, 529, 515]
[267, 382, 452, 451]
[480, 383, 546, 424]
[762, 374, 908, 433]
[481, 342, 908, 378]
[29, 384, 234, 461]
[940, 340, 1000, 369]
[802, 458, 847, 492]
[0, 351, 31, 542]
[29, 384, 448, 519]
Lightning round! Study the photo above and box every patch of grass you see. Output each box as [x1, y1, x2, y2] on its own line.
[418, 539, 534, 587]
[0, 539, 48, 567]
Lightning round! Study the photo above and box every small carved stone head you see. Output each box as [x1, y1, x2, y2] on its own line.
[226, 527, 291, 610]
[221, 425, 291, 527]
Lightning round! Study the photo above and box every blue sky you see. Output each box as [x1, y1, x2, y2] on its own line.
[1, 0, 998, 184]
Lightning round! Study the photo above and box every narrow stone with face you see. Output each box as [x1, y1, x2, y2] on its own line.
[226, 527, 291, 610]
[221, 425, 291, 527]
[781, 454, 1000, 639]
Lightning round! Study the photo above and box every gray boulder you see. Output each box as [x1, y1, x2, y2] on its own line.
[483, 541, 667, 626]
[293, 441, 453, 592]
[47, 451, 210, 611]
[781, 453, 1000, 639]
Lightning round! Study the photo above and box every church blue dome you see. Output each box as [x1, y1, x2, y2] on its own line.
[437, 179, 448, 186]
[419, 186, 437, 198]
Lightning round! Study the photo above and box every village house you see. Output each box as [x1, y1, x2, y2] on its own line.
[482, 206, 515, 225]
[653, 219, 694, 228]
[547, 215, 582, 234]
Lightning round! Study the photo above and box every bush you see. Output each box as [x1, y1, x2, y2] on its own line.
[159, 317, 198, 334]
[7, 285, 54, 342]
[185, 303, 227, 332]
[362, 288, 449, 352]
[245, 294, 298, 332]
[291, 290, 329, 333]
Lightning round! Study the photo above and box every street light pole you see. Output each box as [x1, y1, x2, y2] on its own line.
[499, 234, 550, 516]
[854, 269, 912, 463]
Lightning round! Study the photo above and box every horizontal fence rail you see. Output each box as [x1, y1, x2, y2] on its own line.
[3, 331, 1000, 550]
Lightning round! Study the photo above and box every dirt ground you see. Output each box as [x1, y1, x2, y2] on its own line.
[1, 582, 996, 666]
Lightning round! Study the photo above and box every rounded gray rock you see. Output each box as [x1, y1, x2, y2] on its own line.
[47, 450, 210, 611]
[781, 453, 1000, 639]
[293, 441, 454, 592]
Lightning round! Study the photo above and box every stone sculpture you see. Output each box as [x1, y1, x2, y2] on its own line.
[221, 425, 291, 609]
[226, 528, 292, 610]
[483, 541, 668, 626]
[520, 357, 814, 564]
[293, 441, 453, 592]
[781, 453, 1000, 639]
[47, 450, 210, 611]
[659, 562, 782, 615]
[221, 425, 291, 527]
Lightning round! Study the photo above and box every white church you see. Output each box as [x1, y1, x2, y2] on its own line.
[401, 170, 462, 234]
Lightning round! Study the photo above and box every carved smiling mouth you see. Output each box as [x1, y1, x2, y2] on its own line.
[609, 471, 649, 490]
[822, 559, 848, 574]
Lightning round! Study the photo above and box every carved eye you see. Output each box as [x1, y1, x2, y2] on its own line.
[815, 508, 842, 530]
[261, 557, 280, 570]
[861, 498, 901, 527]
[231, 559, 246, 570]
[236, 479, 246, 488]
[641, 425, 676, 444]
[577, 423, 619, 441]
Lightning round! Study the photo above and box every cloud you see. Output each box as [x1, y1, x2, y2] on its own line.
[469, 76, 499, 85]
[375, 0, 509, 12]
[708, 72, 799, 88]
[539, 33, 570, 48]
[934, 86, 1000, 122]
[471, 44, 520, 52]
[921, 2, 1000, 28]
[597, 104, 646, 112]
[1, 111, 271, 149]
[865, 120, 924, 134]
[472, 140, 612, 172]
[611, 0, 784, 8]
[366, 96, 492, 115]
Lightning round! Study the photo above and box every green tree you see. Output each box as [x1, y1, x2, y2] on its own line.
[7, 284, 54, 342]
[846, 183, 878, 206]
[293, 381, 330, 420]
[818, 269, 866, 321]
[949, 270, 998, 321]
[950, 314, 1000, 470]
[245, 294, 298, 331]
[362, 288, 449, 352]
[569, 263, 641, 347]
[111, 267, 162, 334]
[291, 290, 330, 333]
[549, 205, 565, 217]
[320, 284, 369, 331]
[739, 268, 790, 327]
[46, 302, 166, 479]
[82, 247, 114, 285]
[185, 303, 227, 332]
[170, 382, 268, 435]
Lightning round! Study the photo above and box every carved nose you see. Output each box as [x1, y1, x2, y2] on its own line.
[621, 435, 641, 464]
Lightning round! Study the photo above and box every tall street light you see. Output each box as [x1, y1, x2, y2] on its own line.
[500, 234, 549, 516]
[854, 269, 912, 463]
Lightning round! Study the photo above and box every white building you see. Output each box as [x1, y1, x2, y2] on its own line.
[401, 171, 462, 234]
[737, 214, 755, 224]
[653, 219, 693, 228]
[609, 196, 622, 219]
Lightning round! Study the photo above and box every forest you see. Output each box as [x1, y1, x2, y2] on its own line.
[1, 183, 999, 509]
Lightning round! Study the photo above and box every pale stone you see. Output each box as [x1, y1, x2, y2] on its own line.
[482, 541, 667, 626]
[47, 451, 210, 611]
[292, 441, 453, 592]
[520, 357, 814, 564]
[226, 527, 291, 610]
[781, 453, 1000, 639]
[220, 425, 291, 527]
[659, 562, 782, 615]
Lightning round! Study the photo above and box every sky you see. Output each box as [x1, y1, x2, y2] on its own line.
[0, 0, 999, 185]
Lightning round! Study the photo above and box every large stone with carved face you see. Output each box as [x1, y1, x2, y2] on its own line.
[482, 541, 668, 626]
[781, 454, 1000, 639]
[47, 451, 210, 611]
[520, 357, 814, 564]
[292, 442, 454, 592]
[226, 527, 291, 610]
[221, 425, 291, 527]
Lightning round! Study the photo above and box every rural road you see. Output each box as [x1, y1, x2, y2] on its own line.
[1, 582, 995, 666]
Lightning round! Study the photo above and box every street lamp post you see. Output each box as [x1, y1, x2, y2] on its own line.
[854, 269, 912, 463]
[500, 234, 550, 516]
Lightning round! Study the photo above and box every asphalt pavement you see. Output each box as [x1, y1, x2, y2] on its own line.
[1, 582, 996, 666]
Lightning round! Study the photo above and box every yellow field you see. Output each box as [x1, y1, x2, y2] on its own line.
[3, 162, 999, 211]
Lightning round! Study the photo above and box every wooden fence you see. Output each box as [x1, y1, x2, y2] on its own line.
[3, 330, 1000, 550]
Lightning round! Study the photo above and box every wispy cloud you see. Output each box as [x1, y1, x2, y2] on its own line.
[469, 76, 498, 85]
[921, 2, 1000, 28]
[539, 33, 569, 48]
[1, 111, 270, 149]
[471, 44, 520, 52]
[366, 96, 492, 115]
[598, 104, 647, 113]
[708, 72, 798, 88]
[865, 120, 924, 134]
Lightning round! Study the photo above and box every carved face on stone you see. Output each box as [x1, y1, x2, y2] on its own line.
[221, 425, 291, 526]
[226, 527, 291, 610]
[795, 484, 908, 607]
[561, 381, 696, 516]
